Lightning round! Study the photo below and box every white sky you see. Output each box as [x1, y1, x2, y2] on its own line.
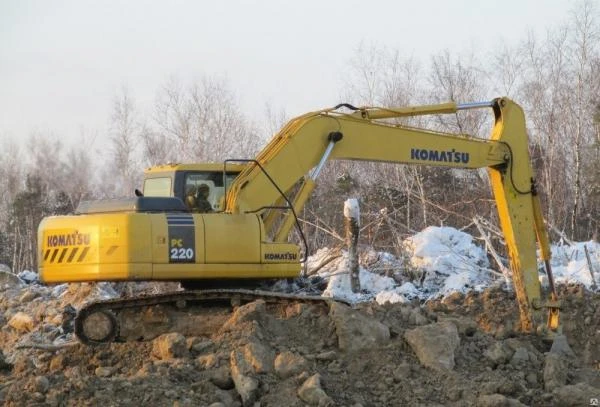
[0, 0, 572, 149]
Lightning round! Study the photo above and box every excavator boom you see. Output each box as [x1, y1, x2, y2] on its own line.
[224, 97, 555, 332]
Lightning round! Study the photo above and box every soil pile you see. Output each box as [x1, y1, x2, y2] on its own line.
[0, 277, 599, 407]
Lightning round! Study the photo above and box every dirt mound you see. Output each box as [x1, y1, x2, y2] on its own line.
[0, 282, 599, 406]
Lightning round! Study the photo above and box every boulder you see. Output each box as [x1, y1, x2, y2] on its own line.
[274, 351, 308, 379]
[33, 376, 50, 394]
[230, 349, 259, 407]
[221, 300, 267, 333]
[8, 311, 34, 333]
[549, 334, 575, 358]
[198, 353, 219, 369]
[476, 394, 527, 407]
[404, 321, 460, 372]
[543, 353, 568, 391]
[19, 290, 40, 304]
[242, 340, 275, 374]
[438, 316, 478, 336]
[543, 334, 576, 392]
[329, 302, 390, 352]
[552, 383, 600, 407]
[151, 333, 189, 360]
[298, 373, 333, 406]
[509, 347, 530, 366]
[187, 337, 214, 353]
[95, 366, 114, 377]
[208, 367, 234, 390]
[0, 270, 23, 290]
[484, 342, 513, 366]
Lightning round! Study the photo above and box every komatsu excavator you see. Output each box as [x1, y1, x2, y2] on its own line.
[38, 97, 560, 344]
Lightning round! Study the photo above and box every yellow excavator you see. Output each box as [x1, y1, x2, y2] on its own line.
[38, 97, 560, 344]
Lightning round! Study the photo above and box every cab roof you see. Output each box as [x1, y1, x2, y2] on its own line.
[144, 162, 246, 174]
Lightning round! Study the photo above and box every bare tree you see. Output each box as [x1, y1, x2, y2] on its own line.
[138, 122, 172, 167]
[150, 75, 263, 164]
[108, 87, 141, 197]
[428, 49, 489, 136]
[566, 0, 600, 238]
[0, 139, 23, 269]
[61, 144, 93, 209]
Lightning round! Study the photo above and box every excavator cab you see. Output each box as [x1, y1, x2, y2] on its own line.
[142, 163, 245, 212]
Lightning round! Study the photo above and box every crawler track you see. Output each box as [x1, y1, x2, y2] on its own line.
[75, 289, 342, 345]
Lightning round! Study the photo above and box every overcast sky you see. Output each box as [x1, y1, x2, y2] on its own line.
[0, 0, 572, 149]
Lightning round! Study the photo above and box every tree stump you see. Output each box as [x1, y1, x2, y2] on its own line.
[344, 199, 360, 293]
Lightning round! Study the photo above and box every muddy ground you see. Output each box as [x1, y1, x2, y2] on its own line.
[0, 278, 598, 407]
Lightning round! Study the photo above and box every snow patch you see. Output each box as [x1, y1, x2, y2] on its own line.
[311, 226, 599, 306]
[343, 198, 360, 222]
[548, 241, 600, 289]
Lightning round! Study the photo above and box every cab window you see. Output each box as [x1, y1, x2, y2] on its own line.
[184, 171, 239, 211]
[143, 177, 172, 197]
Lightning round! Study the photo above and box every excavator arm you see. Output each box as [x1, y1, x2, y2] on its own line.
[225, 97, 557, 332]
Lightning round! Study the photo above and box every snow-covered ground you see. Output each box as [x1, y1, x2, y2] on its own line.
[309, 226, 600, 305]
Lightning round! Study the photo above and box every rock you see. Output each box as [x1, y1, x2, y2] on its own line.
[509, 347, 530, 366]
[484, 342, 513, 365]
[34, 376, 50, 394]
[525, 372, 539, 387]
[242, 340, 275, 374]
[404, 321, 460, 372]
[549, 334, 576, 358]
[214, 388, 236, 405]
[297, 373, 333, 406]
[209, 367, 234, 390]
[19, 290, 40, 304]
[543, 353, 568, 391]
[329, 302, 390, 352]
[439, 316, 478, 336]
[221, 300, 267, 332]
[152, 333, 189, 360]
[0, 270, 22, 290]
[198, 353, 219, 369]
[95, 366, 114, 377]
[8, 311, 34, 332]
[497, 380, 521, 397]
[315, 351, 337, 361]
[18, 270, 39, 284]
[552, 383, 600, 406]
[230, 349, 259, 406]
[392, 362, 412, 381]
[49, 354, 66, 372]
[447, 387, 463, 402]
[274, 351, 308, 379]
[187, 337, 214, 353]
[476, 393, 527, 407]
